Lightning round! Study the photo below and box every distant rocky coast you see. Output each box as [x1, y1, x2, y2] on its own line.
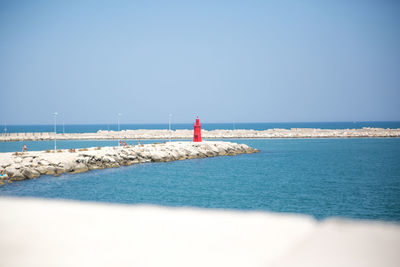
[0, 141, 258, 184]
[0, 128, 399, 142]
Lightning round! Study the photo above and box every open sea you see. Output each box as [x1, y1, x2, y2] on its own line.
[2, 121, 400, 133]
[1, 122, 400, 222]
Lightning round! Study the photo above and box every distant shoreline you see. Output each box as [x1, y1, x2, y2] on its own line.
[2, 121, 400, 134]
[1, 128, 399, 142]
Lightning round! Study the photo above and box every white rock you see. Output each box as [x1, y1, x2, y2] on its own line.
[0, 141, 258, 182]
[73, 163, 89, 174]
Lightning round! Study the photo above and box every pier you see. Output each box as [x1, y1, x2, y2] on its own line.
[0, 141, 258, 183]
[0, 128, 399, 142]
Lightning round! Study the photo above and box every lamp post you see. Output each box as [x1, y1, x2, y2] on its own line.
[53, 112, 58, 151]
[117, 113, 122, 147]
[168, 114, 172, 142]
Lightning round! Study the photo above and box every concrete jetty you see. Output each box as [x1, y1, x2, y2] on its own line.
[0, 141, 258, 184]
[1, 127, 399, 142]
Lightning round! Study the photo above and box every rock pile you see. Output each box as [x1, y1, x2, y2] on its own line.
[1, 127, 399, 141]
[0, 141, 258, 184]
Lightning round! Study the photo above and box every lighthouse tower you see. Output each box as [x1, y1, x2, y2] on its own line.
[193, 117, 202, 142]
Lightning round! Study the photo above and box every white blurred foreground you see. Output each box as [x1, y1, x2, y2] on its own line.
[0, 198, 399, 267]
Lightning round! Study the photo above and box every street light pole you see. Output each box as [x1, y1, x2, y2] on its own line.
[53, 112, 58, 151]
[168, 114, 172, 142]
[117, 113, 122, 147]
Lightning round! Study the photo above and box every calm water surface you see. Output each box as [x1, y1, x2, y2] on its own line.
[1, 138, 399, 222]
[2, 121, 400, 133]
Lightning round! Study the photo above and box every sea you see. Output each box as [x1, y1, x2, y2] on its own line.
[1, 122, 399, 222]
[2, 121, 400, 133]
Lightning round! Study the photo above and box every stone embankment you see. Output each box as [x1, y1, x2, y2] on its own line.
[1, 127, 399, 141]
[0, 141, 258, 184]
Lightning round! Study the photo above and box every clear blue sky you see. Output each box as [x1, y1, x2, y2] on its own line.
[0, 0, 399, 125]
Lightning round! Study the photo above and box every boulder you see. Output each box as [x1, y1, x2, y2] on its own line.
[13, 164, 23, 170]
[45, 166, 56, 175]
[58, 161, 75, 172]
[102, 156, 116, 163]
[9, 169, 25, 181]
[137, 157, 150, 163]
[88, 165, 103, 171]
[54, 167, 67, 175]
[137, 151, 151, 159]
[0, 157, 14, 168]
[4, 166, 15, 177]
[0, 141, 259, 183]
[103, 163, 113, 168]
[150, 152, 164, 162]
[22, 168, 40, 179]
[113, 155, 122, 162]
[130, 159, 140, 164]
[36, 166, 48, 175]
[75, 157, 88, 164]
[72, 163, 89, 174]
[38, 160, 50, 166]
[167, 150, 182, 160]
[111, 163, 120, 168]
[197, 148, 209, 158]
[93, 155, 103, 162]
[5, 167, 26, 180]
[186, 149, 199, 159]
[121, 155, 137, 161]
[22, 157, 33, 166]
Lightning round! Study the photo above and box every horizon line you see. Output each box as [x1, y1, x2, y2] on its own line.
[2, 120, 400, 126]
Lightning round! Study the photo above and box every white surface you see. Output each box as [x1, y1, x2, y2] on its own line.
[0, 198, 399, 267]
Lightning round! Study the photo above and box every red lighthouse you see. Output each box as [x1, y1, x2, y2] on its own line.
[193, 117, 202, 142]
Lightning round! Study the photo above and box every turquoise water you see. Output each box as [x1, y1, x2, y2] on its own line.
[0, 139, 165, 153]
[2, 121, 400, 133]
[1, 138, 399, 222]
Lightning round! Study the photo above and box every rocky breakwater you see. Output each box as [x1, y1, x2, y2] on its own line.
[1, 127, 400, 142]
[0, 141, 258, 184]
